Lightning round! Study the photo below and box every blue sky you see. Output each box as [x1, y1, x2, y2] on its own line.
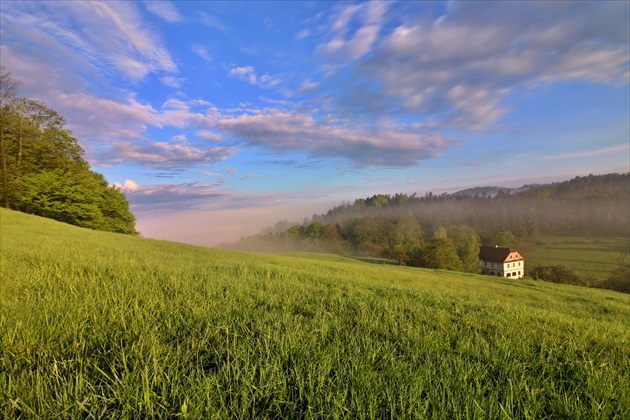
[1, 1, 628, 246]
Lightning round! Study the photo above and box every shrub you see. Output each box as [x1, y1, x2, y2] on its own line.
[596, 265, 630, 294]
[530, 265, 580, 285]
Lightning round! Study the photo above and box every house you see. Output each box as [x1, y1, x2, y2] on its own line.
[479, 246, 525, 278]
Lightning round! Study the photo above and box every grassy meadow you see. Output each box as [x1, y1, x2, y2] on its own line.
[522, 235, 629, 283]
[1, 208, 629, 419]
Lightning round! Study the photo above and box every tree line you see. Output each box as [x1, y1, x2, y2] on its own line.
[229, 172, 629, 281]
[0, 67, 137, 234]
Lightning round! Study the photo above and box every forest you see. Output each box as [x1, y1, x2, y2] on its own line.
[230, 172, 629, 291]
[0, 67, 136, 234]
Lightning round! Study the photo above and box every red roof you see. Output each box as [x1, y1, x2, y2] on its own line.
[479, 246, 524, 263]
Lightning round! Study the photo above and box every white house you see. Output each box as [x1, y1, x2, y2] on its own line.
[479, 246, 525, 278]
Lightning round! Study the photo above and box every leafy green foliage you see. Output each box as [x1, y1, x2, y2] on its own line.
[490, 230, 517, 248]
[19, 169, 103, 229]
[449, 225, 481, 273]
[420, 234, 463, 271]
[0, 66, 136, 234]
[384, 214, 423, 265]
[530, 265, 581, 285]
[2, 208, 629, 418]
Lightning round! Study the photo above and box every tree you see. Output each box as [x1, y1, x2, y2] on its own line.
[1, 66, 21, 207]
[92, 172, 137, 234]
[491, 230, 516, 248]
[0, 68, 137, 234]
[419, 229, 462, 271]
[527, 207, 540, 236]
[597, 265, 630, 294]
[321, 223, 343, 253]
[385, 214, 423, 265]
[303, 221, 324, 250]
[448, 225, 481, 273]
[433, 226, 448, 240]
[347, 216, 385, 255]
[19, 169, 103, 229]
[367, 194, 389, 209]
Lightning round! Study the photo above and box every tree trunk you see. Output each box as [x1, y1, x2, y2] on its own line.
[15, 101, 24, 208]
[0, 110, 8, 208]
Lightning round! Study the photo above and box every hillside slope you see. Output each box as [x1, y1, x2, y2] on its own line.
[1, 209, 629, 418]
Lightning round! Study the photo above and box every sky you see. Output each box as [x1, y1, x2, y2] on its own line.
[1, 0, 629, 246]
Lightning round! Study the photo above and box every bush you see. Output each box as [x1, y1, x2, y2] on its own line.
[596, 265, 630, 294]
[530, 265, 580, 285]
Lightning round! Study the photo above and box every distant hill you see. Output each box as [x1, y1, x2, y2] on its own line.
[454, 184, 540, 196]
[233, 173, 629, 261]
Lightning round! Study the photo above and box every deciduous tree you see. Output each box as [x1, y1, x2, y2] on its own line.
[0, 68, 137, 234]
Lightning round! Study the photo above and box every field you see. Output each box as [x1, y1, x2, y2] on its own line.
[1, 208, 629, 419]
[521, 235, 629, 283]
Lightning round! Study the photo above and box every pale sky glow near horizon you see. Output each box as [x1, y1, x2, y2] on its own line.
[1, 1, 629, 246]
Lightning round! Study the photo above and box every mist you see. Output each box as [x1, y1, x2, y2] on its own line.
[226, 173, 630, 255]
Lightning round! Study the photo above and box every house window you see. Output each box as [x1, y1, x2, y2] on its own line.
[507, 273, 511, 277]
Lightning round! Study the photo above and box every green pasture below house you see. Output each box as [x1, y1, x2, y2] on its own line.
[1, 208, 629, 419]
[521, 235, 630, 282]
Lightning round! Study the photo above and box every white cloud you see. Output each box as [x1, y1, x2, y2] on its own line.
[314, 0, 629, 130]
[295, 79, 320, 95]
[199, 12, 227, 32]
[114, 178, 294, 213]
[228, 66, 280, 88]
[144, 1, 182, 23]
[0, 1, 176, 81]
[228, 66, 257, 84]
[538, 144, 630, 161]
[202, 108, 451, 167]
[317, 1, 390, 60]
[160, 76, 186, 88]
[197, 130, 223, 141]
[1, 48, 217, 145]
[295, 29, 311, 40]
[191, 44, 212, 61]
[104, 138, 239, 170]
[114, 179, 141, 191]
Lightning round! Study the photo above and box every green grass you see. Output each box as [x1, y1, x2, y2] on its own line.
[522, 235, 629, 282]
[1, 208, 629, 419]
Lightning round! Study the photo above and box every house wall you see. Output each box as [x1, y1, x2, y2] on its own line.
[480, 259, 524, 278]
[502, 260, 524, 278]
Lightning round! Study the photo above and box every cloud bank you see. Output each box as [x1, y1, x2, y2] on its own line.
[313, 0, 629, 129]
[204, 108, 450, 166]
